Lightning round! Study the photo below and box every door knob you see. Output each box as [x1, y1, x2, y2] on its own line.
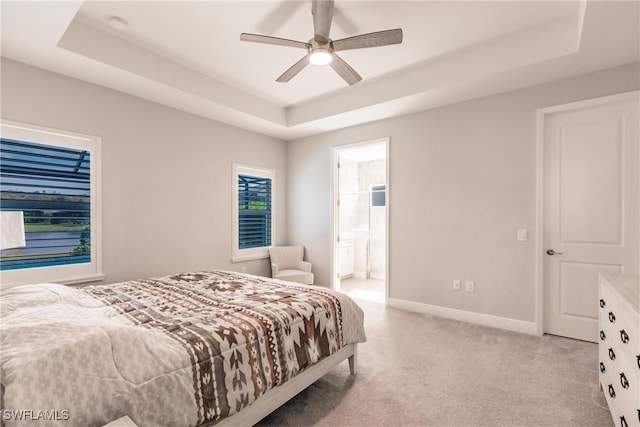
[546, 249, 564, 255]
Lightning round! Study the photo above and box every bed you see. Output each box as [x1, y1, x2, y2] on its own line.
[0, 270, 366, 426]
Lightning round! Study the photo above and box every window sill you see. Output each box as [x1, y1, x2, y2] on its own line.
[232, 253, 270, 263]
[0, 273, 105, 290]
[57, 273, 106, 286]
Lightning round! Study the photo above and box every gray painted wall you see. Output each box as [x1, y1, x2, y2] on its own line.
[1, 58, 287, 284]
[2, 57, 638, 324]
[286, 62, 640, 323]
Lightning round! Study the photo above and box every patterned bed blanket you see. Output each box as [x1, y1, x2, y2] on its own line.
[0, 270, 366, 426]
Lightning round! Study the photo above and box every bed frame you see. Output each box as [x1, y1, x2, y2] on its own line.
[214, 343, 358, 426]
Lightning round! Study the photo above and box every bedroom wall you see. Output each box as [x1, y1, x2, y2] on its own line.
[0, 58, 287, 284]
[286, 62, 640, 324]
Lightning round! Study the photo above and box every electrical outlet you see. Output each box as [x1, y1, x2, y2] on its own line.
[465, 281, 475, 293]
[453, 280, 461, 290]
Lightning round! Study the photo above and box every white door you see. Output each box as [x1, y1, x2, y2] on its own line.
[543, 92, 639, 342]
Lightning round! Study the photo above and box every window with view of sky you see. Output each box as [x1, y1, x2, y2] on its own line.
[0, 138, 91, 271]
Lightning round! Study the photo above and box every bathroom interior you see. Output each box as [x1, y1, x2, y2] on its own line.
[337, 142, 386, 303]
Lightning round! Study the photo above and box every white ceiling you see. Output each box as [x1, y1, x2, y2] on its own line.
[1, 1, 638, 141]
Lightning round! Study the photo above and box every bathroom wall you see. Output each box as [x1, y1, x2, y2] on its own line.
[363, 159, 386, 279]
[339, 156, 386, 279]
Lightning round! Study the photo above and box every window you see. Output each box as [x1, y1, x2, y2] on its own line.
[232, 164, 274, 261]
[0, 120, 102, 286]
[371, 184, 386, 207]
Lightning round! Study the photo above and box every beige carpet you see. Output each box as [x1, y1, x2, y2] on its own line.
[256, 298, 612, 427]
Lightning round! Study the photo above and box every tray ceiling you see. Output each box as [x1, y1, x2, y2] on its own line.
[1, 1, 638, 140]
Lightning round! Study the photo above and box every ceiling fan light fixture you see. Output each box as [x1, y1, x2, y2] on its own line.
[309, 48, 333, 65]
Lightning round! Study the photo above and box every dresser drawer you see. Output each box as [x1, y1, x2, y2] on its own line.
[600, 295, 640, 364]
[601, 353, 638, 399]
[608, 409, 640, 427]
[600, 354, 640, 427]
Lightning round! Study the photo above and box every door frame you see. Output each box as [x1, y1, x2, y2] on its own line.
[534, 90, 640, 336]
[331, 137, 390, 304]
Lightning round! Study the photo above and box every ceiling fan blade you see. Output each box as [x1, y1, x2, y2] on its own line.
[329, 53, 361, 85]
[312, 0, 334, 43]
[276, 55, 310, 82]
[332, 28, 403, 51]
[240, 33, 310, 50]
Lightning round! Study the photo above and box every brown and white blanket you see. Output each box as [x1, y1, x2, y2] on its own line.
[0, 270, 366, 426]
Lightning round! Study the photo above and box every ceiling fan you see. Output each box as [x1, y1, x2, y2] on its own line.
[240, 0, 403, 85]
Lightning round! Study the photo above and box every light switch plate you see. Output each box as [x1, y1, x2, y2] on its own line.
[465, 281, 475, 292]
[517, 229, 528, 241]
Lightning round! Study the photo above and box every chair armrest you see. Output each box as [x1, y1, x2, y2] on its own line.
[271, 263, 279, 276]
[298, 261, 312, 272]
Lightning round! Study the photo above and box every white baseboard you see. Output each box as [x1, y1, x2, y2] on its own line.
[388, 298, 538, 336]
[369, 272, 385, 281]
[351, 271, 384, 280]
[353, 271, 367, 279]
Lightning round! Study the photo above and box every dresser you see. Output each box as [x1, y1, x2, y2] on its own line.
[599, 275, 640, 427]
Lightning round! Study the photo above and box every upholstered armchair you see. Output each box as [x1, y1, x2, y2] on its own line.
[268, 246, 314, 285]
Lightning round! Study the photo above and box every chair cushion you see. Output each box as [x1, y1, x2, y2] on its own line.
[275, 269, 314, 285]
[269, 246, 304, 270]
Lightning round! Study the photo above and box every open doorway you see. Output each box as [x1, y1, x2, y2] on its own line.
[332, 139, 389, 304]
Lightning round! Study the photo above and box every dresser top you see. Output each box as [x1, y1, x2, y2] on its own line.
[600, 274, 640, 312]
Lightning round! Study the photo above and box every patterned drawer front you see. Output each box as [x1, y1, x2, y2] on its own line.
[599, 275, 640, 427]
[598, 343, 637, 393]
[600, 295, 639, 352]
[611, 410, 640, 427]
[599, 347, 640, 426]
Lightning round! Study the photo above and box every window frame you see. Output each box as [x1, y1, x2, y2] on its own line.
[231, 163, 275, 262]
[0, 120, 103, 287]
